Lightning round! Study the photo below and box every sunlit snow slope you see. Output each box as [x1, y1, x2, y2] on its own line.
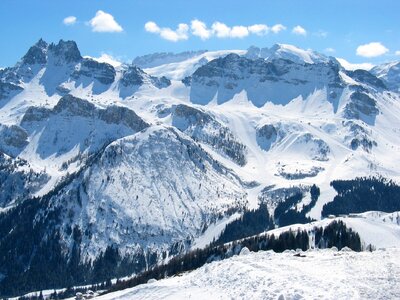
[96, 248, 400, 300]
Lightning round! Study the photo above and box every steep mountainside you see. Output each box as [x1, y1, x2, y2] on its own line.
[1, 39, 400, 297]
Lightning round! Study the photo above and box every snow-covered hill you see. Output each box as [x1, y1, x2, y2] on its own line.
[1, 39, 400, 297]
[96, 247, 400, 300]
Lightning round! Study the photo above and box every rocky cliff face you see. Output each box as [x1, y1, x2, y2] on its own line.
[171, 104, 247, 166]
[186, 52, 344, 106]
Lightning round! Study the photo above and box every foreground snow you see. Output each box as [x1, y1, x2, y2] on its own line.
[97, 248, 400, 300]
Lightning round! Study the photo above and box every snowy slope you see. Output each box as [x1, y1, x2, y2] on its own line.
[371, 61, 400, 92]
[53, 125, 248, 261]
[2, 39, 400, 297]
[246, 43, 331, 64]
[96, 247, 400, 300]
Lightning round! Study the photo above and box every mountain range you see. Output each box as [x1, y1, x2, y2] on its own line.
[1, 39, 400, 297]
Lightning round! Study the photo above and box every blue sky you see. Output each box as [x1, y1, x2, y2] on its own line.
[0, 0, 399, 67]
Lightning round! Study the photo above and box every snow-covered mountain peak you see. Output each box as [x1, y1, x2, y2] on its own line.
[246, 43, 332, 65]
[371, 61, 400, 92]
[186, 50, 345, 107]
[21, 38, 49, 65]
[133, 50, 208, 69]
[47, 40, 82, 64]
[21, 39, 82, 66]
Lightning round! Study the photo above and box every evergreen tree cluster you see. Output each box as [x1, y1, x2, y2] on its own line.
[322, 177, 400, 217]
[214, 203, 274, 245]
[274, 185, 319, 227]
[314, 220, 362, 251]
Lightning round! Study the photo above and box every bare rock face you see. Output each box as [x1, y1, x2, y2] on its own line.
[72, 58, 116, 85]
[256, 124, 278, 151]
[186, 53, 343, 106]
[344, 121, 377, 152]
[120, 65, 171, 88]
[344, 92, 379, 125]
[0, 82, 23, 100]
[0, 124, 28, 156]
[171, 104, 247, 166]
[48, 40, 81, 64]
[22, 39, 82, 66]
[22, 39, 48, 65]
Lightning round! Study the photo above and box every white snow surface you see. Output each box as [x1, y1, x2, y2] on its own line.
[96, 247, 400, 300]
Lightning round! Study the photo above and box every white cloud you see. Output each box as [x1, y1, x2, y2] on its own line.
[191, 19, 211, 40]
[395, 50, 400, 56]
[230, 26, 249, 38]
[145, 20, 286, 41]
[88, 10, 123, 33]
[248, 24, 269, 35]
[356, 42, 388, 58]
[63, 16, 77, 26]
[325, 48, 335, 53]
[211, 22, 231, 38]
[144, 21, 160, 33]
[210, 22, 250, 38]
[336, 58, 374, 71]
[144, 21, 188, 42]
[292, 25, 307, 36]
[271, 24, 286, 34]
[161, 24, 189, 41]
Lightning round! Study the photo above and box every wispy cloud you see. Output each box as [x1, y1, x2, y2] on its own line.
[88, 10, 123, 33]
[325, 48, 335, 53]
[63, 16, 77, 26]
[145, 21, 189, 42]
[145, 20, 287, 41]
[314, 30, 328, 38]
[292, 25, 307, 36]
[395, 50, 400, 56]
[356, 42, 388, 58]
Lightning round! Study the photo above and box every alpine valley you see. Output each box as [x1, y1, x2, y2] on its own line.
[1, 39, 400, 298]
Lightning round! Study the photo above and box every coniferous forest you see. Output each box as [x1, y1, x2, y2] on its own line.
[322, 177, 400, 217]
